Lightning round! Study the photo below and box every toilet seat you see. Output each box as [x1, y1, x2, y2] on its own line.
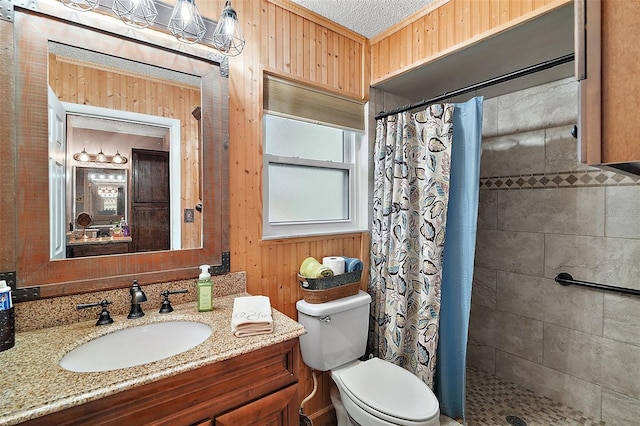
[332, 358, 439, 425]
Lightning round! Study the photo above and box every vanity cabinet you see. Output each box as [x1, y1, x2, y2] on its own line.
[67, 241, 131, 258]
[19, 339, 299, 426]
[578, 0, 640, 170]
[214, 384, 298, 425]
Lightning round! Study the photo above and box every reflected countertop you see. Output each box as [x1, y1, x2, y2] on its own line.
[66, 234, 132, 245]
[0, 293, 305, 425]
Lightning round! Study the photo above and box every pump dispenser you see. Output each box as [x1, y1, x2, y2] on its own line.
[197, 265, 213, 312]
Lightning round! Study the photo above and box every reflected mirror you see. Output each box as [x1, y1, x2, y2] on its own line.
[67, 167, 130, 258]
[74, 167, 128, 226]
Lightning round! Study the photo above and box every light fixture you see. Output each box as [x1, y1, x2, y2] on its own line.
[96, 149, 106, 163]
[112, 151, 125, 164]
[76, 148, 90, 162]
[168, 0, 207, 44]
[112, 0, 158, 28]
[97, 186, 119, 197]
[57, 0, 245, 54]
[61, 0, 99, 11]
[212, 1, 245, 56]
[73, 149, 128, 165]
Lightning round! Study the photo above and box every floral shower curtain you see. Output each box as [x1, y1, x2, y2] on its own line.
[368, 103, 454, 387]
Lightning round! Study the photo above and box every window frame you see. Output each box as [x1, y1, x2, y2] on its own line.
[262, 113, 367, 239]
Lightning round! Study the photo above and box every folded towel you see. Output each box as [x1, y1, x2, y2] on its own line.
[299, 256, 334, 278]
[343, 257, 364, 272]
[231, 295, 274, 337]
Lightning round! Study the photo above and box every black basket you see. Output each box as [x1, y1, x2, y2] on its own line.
[298, 270, 362, 290]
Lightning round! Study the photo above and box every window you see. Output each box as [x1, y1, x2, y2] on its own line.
[262, 113, 367, 239]
[262, 75, 367, 239]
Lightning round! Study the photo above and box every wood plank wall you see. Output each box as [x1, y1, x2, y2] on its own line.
[196, 0, 369, 422]
[48, 55, 202, 249]
[370, 0, 572, 85]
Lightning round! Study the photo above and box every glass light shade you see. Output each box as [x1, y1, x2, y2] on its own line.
[212, 1, 245, 56]
[113, 151, 126, 164]
[168, 0, 207, 44]
[60, 0, 100, 11]
[96, 149, 106, 162]
[75, 148, 90, 162]
[112, 0, 158, 28]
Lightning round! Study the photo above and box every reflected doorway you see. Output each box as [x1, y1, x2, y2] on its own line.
[131, 149, 170, 252]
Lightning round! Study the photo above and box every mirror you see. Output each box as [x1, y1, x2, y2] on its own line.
[74, 167, 128, 227]
[12, 7, 229, 297]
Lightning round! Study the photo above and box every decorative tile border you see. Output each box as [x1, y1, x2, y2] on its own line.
[480, 169, 640, 190]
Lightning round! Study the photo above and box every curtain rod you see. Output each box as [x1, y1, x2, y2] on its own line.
[374, 53, 575, 121]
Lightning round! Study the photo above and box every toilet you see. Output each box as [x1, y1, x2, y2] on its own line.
[296, 291, 440, 426]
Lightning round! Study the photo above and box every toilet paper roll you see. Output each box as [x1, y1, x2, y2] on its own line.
[322, 256, 346, 275]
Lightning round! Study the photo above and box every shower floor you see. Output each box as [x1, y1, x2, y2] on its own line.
[439, 366, 607, 425]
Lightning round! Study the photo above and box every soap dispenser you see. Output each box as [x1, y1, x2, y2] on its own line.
[197, 265, 213, 312]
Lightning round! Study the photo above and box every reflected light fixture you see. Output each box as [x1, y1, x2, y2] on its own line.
[73, 148, 128, 165]
[76, 148, 90, 162]
[212, 1, 245, 56]
[112, 0, 158, 28]
[61, 0, 99, 11]
[112, 151, 125, 164]
[168, 0, 207, 44]
[96, 149, 106, 163]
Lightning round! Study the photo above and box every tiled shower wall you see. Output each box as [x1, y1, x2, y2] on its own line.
[468, 77, 640, 424]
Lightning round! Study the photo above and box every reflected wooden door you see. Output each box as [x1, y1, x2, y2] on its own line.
[131, 149, 170, 252]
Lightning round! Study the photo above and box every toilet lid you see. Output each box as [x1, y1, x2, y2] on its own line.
[338, 358, 438, 422]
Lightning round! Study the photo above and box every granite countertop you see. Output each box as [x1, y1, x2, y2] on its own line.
[0, 293, 305, 425]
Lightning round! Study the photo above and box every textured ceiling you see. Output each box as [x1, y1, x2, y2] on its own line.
[289, 0, 435, 39]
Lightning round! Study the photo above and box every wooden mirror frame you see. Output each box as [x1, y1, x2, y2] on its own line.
[4, 7, 229, 299]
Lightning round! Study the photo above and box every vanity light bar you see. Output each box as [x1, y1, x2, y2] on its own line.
[73, 149, 129, 165]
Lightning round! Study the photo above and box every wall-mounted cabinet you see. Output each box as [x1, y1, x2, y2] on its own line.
[578, 0, 640, 173]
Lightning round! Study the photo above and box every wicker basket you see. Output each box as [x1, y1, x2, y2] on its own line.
[298, 273, 361, 304]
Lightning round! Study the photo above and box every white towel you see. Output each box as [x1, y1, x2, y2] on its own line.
[231, 295, 274, 337]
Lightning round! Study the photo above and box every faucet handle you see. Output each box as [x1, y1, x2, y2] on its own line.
[159, 289, 189, 314]
[77, 299, 114, 326]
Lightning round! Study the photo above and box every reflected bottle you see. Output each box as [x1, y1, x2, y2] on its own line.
[121, 218, 130, 237]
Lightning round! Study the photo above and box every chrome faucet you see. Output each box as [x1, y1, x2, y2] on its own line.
[127, 280, 147, 319]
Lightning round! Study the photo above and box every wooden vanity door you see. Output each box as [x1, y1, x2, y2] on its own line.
[214, 384, 298, 426]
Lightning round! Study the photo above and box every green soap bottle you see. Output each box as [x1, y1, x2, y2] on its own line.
[197, 265, 213, 312]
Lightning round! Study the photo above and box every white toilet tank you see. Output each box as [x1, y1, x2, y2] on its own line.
[296, 291, 372, 371]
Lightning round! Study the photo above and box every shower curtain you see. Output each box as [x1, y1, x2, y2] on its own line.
[369, 97, 483, 419]
[369, 103, 455, 387]
[435, 97, 483, 421]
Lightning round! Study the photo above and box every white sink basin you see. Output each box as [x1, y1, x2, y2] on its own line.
[60, 321, 212, 372]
